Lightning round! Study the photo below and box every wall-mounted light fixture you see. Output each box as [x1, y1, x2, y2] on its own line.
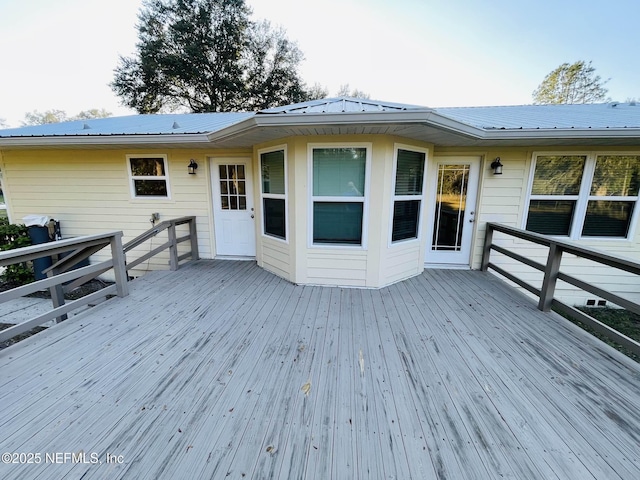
[490, 157, 503, 175]
[188, 159, 198, 175]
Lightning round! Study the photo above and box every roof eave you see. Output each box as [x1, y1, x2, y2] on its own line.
[482, 128, 640, 140]
[0, 133, 213, 148]
[206, 110, 487, 144]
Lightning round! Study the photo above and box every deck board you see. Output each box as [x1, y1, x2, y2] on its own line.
[1, 260, 639, 479]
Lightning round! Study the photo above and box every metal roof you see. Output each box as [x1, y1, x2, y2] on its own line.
[257, 97, 430, 114]
[1, 98, 640, 149]
[433, 103, 640, 130]
[0, 112, 253, 137]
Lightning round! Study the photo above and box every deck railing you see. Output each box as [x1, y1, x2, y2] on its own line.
[0, 216, 199, 344]
[0, 231, 128, 342]
[481, 222, 640, 357]
[122, 216, 199, 272]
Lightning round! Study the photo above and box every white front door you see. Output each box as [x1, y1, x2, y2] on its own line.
[425, 157, 480, 267]
[211, 158, 256, 257]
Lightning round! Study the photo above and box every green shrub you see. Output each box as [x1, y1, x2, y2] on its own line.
[0, 218, 33, 286]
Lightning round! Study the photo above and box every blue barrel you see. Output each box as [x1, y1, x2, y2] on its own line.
[27, 226, 53, 280]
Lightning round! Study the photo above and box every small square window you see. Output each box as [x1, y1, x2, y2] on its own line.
[128, 156, 169, 198]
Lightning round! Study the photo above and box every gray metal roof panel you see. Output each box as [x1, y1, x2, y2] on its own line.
[433, 103, 640, 130]
[0, 112, 255, 137]
[3, 100, 640, 147]
[257, 97, 430, 114]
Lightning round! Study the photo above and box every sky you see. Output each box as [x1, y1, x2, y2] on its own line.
[0, 0, 638, 127]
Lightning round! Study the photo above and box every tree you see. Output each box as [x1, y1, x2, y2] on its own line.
[532, 61, 609, 104]
[337, 84, 370, 99]
[22, 109, 68, 125]
[307, 83, 329, 101]
[21, 109, 112, 126]
[74, 109, 112, 120]
[112, 0, 314, 113]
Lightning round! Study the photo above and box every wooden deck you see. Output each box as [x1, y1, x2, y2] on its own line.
[1, 260, 639, 479]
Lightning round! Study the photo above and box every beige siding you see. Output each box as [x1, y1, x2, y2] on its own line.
[382, 242, 423, 285]
[260, 237, 290, 279]
[306, 250, 368, 286]
[0, 148, 235, 275]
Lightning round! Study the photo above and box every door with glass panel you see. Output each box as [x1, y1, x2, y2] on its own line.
[211, 158, 256, 257]
[426, 157, 480, 266]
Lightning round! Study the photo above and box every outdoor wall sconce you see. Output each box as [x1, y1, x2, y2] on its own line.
[188, 159, 198, 175]
[490, 157, 503, 175]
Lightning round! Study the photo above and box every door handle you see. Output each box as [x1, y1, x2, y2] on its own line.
[251, 214, 255, 219]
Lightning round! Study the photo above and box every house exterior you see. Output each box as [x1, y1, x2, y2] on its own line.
[1, 97, 640, 305]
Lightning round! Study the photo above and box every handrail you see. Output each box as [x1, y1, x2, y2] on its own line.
[122, 216, 198, 271]
[1, 217, 199, 345]
[481, 222, 640, 357]
[0, 231, 128, 343]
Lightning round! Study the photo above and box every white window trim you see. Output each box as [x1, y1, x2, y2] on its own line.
[523, 151, 640, 241]
[389, 144, 429, 247]
[258, 145, 288, 243]
[307, 142, 372, 249]
[127, 154, 171, 200]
